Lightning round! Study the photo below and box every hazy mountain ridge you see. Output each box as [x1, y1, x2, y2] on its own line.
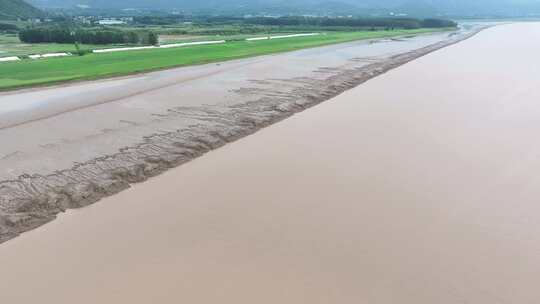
[27, 0, 540, 16]
[0, 0, 43, 19]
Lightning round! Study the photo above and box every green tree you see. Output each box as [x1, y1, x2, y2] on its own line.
[148, 31, 159, 46]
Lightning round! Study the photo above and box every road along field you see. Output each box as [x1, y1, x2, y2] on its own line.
[0, 28, 448, 91]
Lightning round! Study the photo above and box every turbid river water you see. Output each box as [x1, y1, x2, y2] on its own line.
[1, 22, 540, 303]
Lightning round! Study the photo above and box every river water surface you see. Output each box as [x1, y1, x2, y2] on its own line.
[1, 23, 540, 303]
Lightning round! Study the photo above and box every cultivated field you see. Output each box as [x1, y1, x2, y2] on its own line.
[0, 34, 119, 57]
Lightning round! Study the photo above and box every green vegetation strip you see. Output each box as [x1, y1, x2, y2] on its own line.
[0, 29, 449, 91]
[0, 33, 128, 57]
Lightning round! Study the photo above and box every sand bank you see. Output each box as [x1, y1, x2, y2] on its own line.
[0, 23, 539, 303]
[0, 25, 485, 243]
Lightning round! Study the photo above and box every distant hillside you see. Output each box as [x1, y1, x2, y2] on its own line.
[26, 0, 540, 17]
[0, 0, 43, 19]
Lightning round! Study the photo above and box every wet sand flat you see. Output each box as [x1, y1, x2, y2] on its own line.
[0, 27, 482, 242]
[1, 23, 540, 303]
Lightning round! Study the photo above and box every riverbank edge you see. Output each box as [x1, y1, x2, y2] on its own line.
[0, 28, 453, 93]
[0, 26, 488, 244]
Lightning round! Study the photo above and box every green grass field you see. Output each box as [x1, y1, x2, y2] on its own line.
[0, 34, 128, 57]
[0, 28, 450, 91]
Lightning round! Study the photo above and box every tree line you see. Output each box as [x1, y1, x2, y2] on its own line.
[244, 17, 457, 29]
[0, 23, 18, 31]
[132, 15, 456, 30]
[19, 28, 159, 45]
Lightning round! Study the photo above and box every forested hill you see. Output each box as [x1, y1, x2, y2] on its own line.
[0, 0, 43, 19]
[26, 0, 540, 17]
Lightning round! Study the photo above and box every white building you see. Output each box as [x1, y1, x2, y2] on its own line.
[98, 19, 126, 25]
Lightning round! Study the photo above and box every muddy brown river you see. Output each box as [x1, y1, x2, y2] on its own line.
[1, 23, 539, 303]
